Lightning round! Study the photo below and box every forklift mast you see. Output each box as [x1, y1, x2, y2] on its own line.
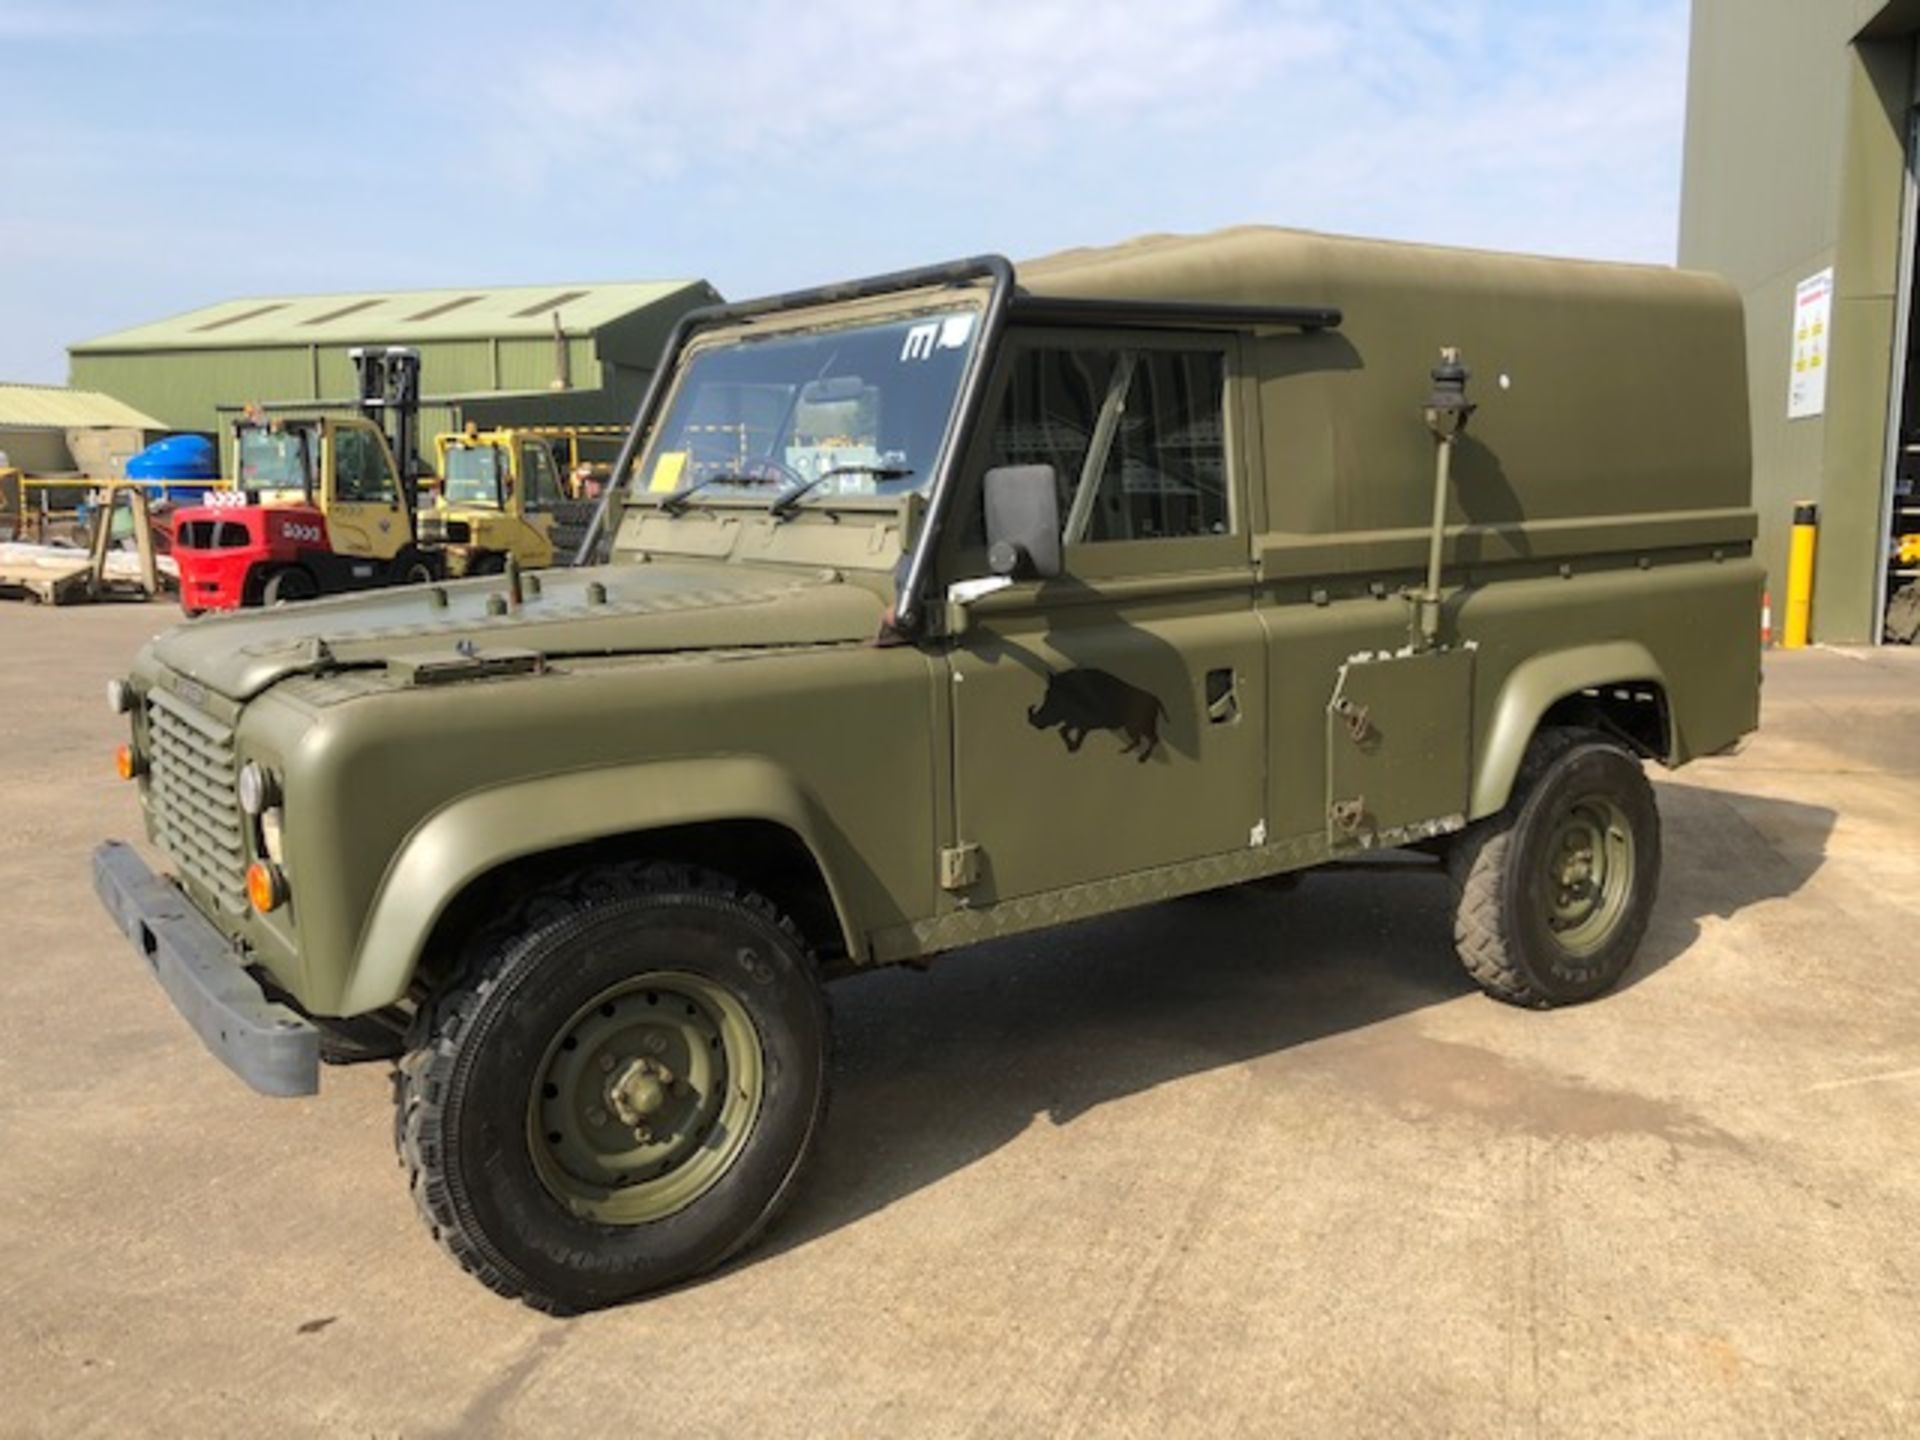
[349, 345, 423, 536]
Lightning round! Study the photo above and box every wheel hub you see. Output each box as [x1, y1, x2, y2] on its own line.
[1541, 796, 1636, 956]
[608, 1056, 674, 1130]
[527, 971, 766, 1225]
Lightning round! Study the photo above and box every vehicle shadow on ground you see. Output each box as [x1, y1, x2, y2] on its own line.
[757, 783, 1833, 1263]
[1622, 780, 1835, 988]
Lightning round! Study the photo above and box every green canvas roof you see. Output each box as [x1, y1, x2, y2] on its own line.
[71, 280, 711, 353]
[0, 382, 165, 430]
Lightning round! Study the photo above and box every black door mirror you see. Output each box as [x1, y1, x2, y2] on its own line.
[983, 464, 1062, 579]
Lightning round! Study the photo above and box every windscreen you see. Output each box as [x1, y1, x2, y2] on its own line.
[442, 443, 505, 506]
[629, 307, 980, 506]
[237, 425, 314, 493]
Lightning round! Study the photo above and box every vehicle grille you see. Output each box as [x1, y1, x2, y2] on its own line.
[146, 688, 247, 914]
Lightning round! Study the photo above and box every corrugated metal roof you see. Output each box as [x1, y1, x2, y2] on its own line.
[70, 280, 709, 353]
[0, 383, 165, 430]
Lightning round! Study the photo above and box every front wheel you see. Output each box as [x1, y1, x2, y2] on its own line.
[1447, 728, 1661, 1007]
[395, 863, 828, 1312]
[261, 565, 318, 605]
[393, 549, 439, 586]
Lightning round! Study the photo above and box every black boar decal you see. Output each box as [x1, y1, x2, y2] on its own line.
[1027, 668, 1167, 762]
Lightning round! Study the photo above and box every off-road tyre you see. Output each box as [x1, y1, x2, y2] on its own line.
[394, 863, 828, 1313]
[1447, 727, 1660, 1008]
[261, 565, 318, 605]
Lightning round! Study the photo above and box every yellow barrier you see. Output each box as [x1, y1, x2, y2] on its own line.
[1783, 500, 1818, 649]
[3, 476, 229, 542]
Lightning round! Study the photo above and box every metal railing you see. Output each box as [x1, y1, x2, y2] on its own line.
[1, 474, 230, 542]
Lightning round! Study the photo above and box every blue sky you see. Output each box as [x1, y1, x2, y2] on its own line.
[1, 0, 1689, 383]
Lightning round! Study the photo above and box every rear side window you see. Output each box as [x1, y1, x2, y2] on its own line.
[982, 344, 1228, 544]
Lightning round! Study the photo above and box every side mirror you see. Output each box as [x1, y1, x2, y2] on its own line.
[983, 464, 1062, 580]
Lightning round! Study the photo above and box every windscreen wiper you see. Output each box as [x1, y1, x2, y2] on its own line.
[658, 472, 779, 516]
[768, 465, 915, 519]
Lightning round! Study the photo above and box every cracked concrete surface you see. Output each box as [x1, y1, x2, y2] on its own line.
[1, 603, 1916, 1437]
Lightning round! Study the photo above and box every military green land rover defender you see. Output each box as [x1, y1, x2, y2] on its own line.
[95, 228, 1760, 1311]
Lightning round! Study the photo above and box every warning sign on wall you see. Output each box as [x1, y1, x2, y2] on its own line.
[1788, 268, 1833, 420]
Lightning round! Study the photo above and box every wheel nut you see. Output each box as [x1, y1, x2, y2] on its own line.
[587, 1107, 607, 1128]
[599, 1055, 616, 1073]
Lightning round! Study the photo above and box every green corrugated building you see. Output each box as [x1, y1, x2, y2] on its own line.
[67, 279, 721, 463]
[1681, 0, 1920, 642]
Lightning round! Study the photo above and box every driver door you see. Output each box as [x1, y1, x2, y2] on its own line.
[517, 439, 562, 548]
[324, 418, 407, 560]
[940, 332, 1268, 906]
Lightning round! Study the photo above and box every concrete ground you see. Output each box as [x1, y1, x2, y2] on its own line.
[2, 601, 1917, 1439]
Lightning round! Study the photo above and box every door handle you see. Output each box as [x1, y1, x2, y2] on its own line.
[1205, 667, 1238, 723]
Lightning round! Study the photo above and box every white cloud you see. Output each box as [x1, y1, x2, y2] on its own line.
[484, 0, 1346, 179]
[0, 0, 1691, 380]
[477, 0, 1686, 266]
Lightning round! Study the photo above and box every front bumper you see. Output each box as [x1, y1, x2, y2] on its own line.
[93, 840, 318, 1097]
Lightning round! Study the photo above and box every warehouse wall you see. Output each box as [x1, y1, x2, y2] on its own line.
[72, 335, 611, 438]
[71, 348, 314, 435]
[1680, 0, 1916, 641]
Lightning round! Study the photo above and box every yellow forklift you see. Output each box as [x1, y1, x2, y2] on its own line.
[421, 425, 580, 575]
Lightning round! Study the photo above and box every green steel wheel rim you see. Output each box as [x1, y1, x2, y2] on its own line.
[528, 970, 766, 1225]
[1539, 792, 1637, 959]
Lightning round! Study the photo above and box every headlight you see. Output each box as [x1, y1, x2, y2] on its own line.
[107, 678, 132, 715]
[237, 761, 277, 816]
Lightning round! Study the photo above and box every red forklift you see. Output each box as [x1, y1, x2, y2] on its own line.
[171, 347, 442, 613]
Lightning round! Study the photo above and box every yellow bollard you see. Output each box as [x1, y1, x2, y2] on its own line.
[1783, 500, 1818, 649]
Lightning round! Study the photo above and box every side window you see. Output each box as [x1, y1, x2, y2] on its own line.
[334, 426, 396, 503]
[977, 343, 1229, 548]
[985, 348, 1113, 506]
[1081, 350, 1227, 542]
[521, 442, 563, 507]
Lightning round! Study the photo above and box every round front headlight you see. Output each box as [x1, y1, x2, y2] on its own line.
[237, 761, 276, 816]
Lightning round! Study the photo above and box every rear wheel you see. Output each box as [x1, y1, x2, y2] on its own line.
[1447, 728, 1660, 1007]
[395, 863, 828, 1313]
[261, 565, 318, 605]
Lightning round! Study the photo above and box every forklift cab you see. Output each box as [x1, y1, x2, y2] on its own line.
[233, 417, 407, 562]
[425, 426, 563, 572]
[437, 431, 566, 513]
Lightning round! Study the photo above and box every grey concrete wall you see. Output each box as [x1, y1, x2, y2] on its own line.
[0, 426, 73, 474]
